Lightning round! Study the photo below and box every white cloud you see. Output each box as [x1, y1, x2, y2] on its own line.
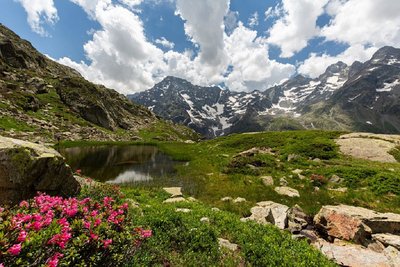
[248, 11, 259, 28]
[225, 23, 295, 91]
[264, 5, 283, 21]
[118, 0, 142, 8]
[176, 0, 229, 69]
[155, 37, 175, 49]
[14, 0, 58, 36]
[298, 44, 378, 78]
[267, 0, 329, 58]
[322, 0, 400, 48]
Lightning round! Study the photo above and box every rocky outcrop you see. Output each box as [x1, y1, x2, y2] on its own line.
[0, 136, 80, 205]
[314, 205, 400, 245]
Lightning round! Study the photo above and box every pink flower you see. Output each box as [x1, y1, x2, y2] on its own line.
[83, 220, 91, 229]
[8, 243, 22, 256]
[76, 169, 81, 174]
[0, 207, 4, 213]
[141, 230, 152, 239]
[102, 239, 112, 249]
[94, 218, 101, 227]
[46, 252, 63, 267]
[1, 263, 4, 267]
[17, 230, 27, 242]
[19, 200, 29, 208]
[90, 233, 99, 240]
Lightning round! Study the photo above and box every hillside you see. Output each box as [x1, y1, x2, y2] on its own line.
[130, 47, 400, 138]
[0, 24, 197, 143]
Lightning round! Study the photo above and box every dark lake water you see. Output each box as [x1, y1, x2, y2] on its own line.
[59, 145, 186, 186]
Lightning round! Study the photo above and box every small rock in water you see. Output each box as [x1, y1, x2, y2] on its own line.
[233, 197, 246, 203]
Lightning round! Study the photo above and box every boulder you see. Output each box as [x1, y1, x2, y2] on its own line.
[314, 205, 400, 245]
[0, 136, 80, 205]
[163, 197, 186, 203]
[373, 234, 400, 250]
[274, 186, 300, 197]
[163, 187, 183, 197]
[314, 239, 396, 267]
[287, 205, 310, 233]
[242, 201, 289, 229]
[261, 175, 274, 186]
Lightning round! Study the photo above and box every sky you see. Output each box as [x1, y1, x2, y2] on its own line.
[1, 0, 400, 94]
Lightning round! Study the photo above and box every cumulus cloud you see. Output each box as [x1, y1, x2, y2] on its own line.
[175, 0, 229, 69]
[225, 23, 295, 91]
[14, 0, 58, 36]
[224, 10, 239, 34]
[298, 44, 378, 78]
[155, 37, 175, 49]
[321, 0, 400, 47]
[267, 0, 329, 58]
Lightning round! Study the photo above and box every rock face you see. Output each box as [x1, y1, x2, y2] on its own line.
[314, 205, 400, 245]
[0, 136, 80, 205]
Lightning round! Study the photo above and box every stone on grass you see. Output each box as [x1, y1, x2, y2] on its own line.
[261, 176, 274, 186]
[233, 197, 246, 203]
[287, 205, 309, 233]
[200, 217, 210, 223]
[163, 197, 187, 203]
[329, 174, 343, 183]
[274, 186, 300, 197]
[243, 201, 289, 229]
[218, 238, 239, 252]
[221, 197, 232, 202]
[279, 177, 288, 186]
[0, 136, 80, 205]
[163, 187, 183, 197]
[176, 208, 191, 213]
[314, 205, 400, 245]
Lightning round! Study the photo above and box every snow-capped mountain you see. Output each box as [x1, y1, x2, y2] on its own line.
[129, 46, 400, 137]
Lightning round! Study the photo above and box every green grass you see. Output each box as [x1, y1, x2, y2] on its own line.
[119, 187, 336, 266]
[0, 115, 36, 131]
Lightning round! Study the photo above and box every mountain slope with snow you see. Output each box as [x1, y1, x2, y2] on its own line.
[130, 46, 400, 137]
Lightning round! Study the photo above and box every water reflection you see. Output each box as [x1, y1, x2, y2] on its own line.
[59, 145, 178, 184]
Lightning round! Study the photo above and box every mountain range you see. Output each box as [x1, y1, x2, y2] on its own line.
[130, 46, 400, 138]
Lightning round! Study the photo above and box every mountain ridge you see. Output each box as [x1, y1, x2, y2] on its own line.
[130, 46, 400, 138]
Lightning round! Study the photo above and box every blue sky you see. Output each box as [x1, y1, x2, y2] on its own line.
[1, 0, 399, 94]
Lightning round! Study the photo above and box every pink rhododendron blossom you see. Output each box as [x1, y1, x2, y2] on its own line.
[8, 243, 22, 256]
[141, 229, 152, 239]
[102, 239, 112, 249]
[46, 252, 63, 267]
[17, 230, 27, 242]
[19, 200, 29, 208]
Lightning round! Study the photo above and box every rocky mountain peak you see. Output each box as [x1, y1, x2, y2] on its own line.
[370, 46, 400, 65]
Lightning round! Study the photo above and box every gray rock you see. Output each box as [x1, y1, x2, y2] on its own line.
[218, 238, 239, 251]
[261, 175, 274, 186]
[221, 196, 232, 202]
[314, 239, 395, 267]
[329, 174, 343, 183]
[163, 197, 187, 203]
[279, 177, 288, 186]
[243, 201, 289, 229]
[200, 217, 210, 223]
[0, 136, 80, 205]
[373, 234, 400, 250]
[163, 187, 183, 197]
[233, 197, 246, 203]
[287, 205, 309, 233]
[287, 154, 300, 161]
[274, 186, 300, 197]
[176, 208, 191, 213]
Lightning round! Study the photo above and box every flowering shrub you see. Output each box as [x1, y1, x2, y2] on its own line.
[0, 193, 151, 266]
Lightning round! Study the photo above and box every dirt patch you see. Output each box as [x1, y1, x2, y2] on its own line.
[336, 133, 400, 163]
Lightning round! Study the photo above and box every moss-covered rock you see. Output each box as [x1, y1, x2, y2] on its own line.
[0, 136, 80, 205]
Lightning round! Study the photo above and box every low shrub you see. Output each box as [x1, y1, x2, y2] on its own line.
[370, 173, 400, 195]
[310, 174, 328, 186]
[0, 193, 151, 266]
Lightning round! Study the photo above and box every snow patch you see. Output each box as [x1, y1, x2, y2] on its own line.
[376, 79, 400, 92]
